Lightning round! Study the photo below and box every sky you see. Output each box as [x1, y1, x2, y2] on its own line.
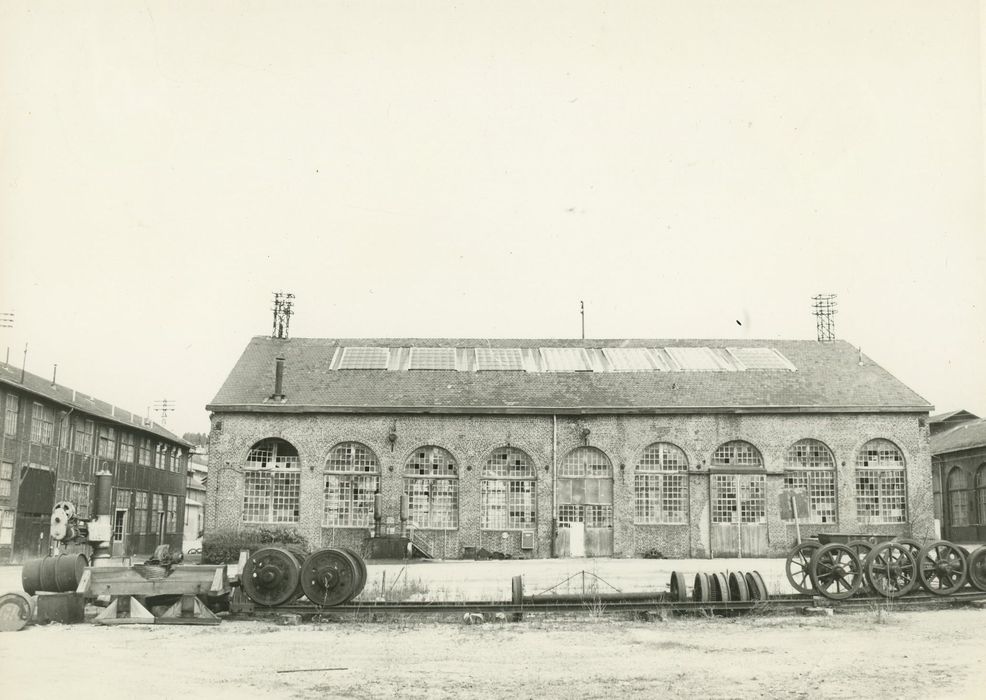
[1, 1, 984, 436]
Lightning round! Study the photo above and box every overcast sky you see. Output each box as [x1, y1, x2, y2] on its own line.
[1, 1, 984, 436]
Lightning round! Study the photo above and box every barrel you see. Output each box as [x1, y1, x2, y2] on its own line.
[21, 554, 88, 595]
[0, 592, 35, 632]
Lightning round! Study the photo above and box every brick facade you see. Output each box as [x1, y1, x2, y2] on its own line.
[207, 410, 934, 559]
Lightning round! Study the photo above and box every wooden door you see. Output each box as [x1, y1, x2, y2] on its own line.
[711, 473, 768, 557]
[556, 477, 614, 556]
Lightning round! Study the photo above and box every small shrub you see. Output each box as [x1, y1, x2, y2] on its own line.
[202, 526, 312, 564]
[642, 549, 665, 559]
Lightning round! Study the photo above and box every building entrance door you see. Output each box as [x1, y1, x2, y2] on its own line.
[554, 447, 614, 557]
[711, 473, 768, 557]
[13, 466, 55, 562]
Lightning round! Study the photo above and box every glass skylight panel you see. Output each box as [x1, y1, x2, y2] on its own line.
[540, 347, 591, 372]
[665, 347, 726, 371]
[408, 347, 457, 370]
[338, 347, 389, 370]
[602, 347, 663, 371]
[475, 347, 524, 371]
[727, 347, 796, 371]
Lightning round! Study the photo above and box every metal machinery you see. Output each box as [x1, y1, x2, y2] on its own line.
[785, 534, 986, 600]
[238, 546, 367, 608]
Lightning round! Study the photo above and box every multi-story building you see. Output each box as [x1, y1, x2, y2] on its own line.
[206, 337, 935, 559]
[184, 447, 208, 548]
[0, 361, 189, 562]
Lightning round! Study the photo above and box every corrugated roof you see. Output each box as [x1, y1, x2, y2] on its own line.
[930, 419, 986, 455]
[207, 337, 932, 415]
[0, 362, 189, 445]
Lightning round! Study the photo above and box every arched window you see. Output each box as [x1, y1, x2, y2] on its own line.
[324, 442, 379, 527]
[948, 468, 970, 528]
[481, 447, 536, 530]
[855, 439, 906, 524]
[977, 465, 986, 525]
[783, 439, 836, 524]
[634, 442, 688, 524]
[711, 441, 763, 468]
[243, 438, 301, 523]
[403, 446, 458, 529]
[558, 447, 613, 528]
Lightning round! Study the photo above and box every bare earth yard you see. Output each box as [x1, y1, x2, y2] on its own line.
[1, 560, 984, 699]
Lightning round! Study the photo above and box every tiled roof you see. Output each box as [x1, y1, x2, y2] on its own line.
[207, 337, 932, 415]
[929, 409, 979, 424]
[0, 362, 189, 446]
[930, 419, 986, 455]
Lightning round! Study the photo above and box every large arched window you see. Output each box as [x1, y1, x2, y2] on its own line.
[710, 441, 764, 525]
[634, 442, 688, 524]
[783, 439, 836, 524]
[711, 440, 763, 468]
[243, 438, 301, 523]
[403, 446, 458, 529]
[324, 442, 379, 528]
[855, 439, 906, 524]
[558, 447, 613, 528]
[977, 465, 986, 525]
[948, 468, 970, 528]
[481, 447, 536, 530]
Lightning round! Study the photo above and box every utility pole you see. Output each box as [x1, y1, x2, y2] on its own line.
[153, 399, 174, 426]
[811, 294, 838, 342]
[271, 292, 295, 339]
[580, 300, 585, 340]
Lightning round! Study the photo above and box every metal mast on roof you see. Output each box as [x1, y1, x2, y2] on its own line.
[272, 292, 295, 340]
[153, 399, 173, 425]
[580, 300, 585, 340]
[811, 294, 838, 342]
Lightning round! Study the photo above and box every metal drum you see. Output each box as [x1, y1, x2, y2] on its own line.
[21, 554, 88, 595]
[0, 592, 35, 632]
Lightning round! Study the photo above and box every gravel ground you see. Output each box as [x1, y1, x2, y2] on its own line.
[2, 560, 985, 699]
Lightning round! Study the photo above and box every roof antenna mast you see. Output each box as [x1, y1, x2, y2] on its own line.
[580, 300, 585, 340]
[811, 294, 838, 342]
[271, 292, 295, 340]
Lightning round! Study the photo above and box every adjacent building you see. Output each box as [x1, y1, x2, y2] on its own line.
[0, 361, 189, 562]
[206, 337, 935, 559]
[930, 410, 986, 543]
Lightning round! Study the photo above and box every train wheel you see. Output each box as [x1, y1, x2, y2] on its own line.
[728, 571, 750, 602]
[241, 547, 302, 607]
[692, 573, 712, 603]
[745, 571, 769, 602]
[300, 548, 362, 607]
[864, 543, 917, 599]
[917, 541, 969, 596]
[339, 546, 368, 599]
[809, 543, 863, 600]
[711, 572, 731, 602]
[968, 547, 986, 592]
[785, 541, 820, 595]
[669, 571, 688, 602]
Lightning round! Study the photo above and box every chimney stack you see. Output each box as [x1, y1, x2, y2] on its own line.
[271, 356, 286, 400]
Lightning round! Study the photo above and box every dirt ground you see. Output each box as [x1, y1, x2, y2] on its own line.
[1, 560, 985, 699]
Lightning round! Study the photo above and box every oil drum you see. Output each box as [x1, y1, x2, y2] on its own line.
[0, 592, 35, 632]
[21, 554, 88, 595]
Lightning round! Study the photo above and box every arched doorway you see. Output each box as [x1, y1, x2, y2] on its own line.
[555, 447, 613, 557]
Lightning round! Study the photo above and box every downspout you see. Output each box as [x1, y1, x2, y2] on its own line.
[552, 414, 557, 557]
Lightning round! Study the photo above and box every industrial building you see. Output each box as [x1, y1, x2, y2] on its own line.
[0, 361, 189, 562]
[930, 410, 986, 543]
[206, 337, 934, 559]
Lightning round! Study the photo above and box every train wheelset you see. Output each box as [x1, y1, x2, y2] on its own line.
[240, 546, 367, 608]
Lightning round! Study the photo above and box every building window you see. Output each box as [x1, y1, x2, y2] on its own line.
[3, 395, 17, 437]
[134, 492, 149, 534]
[97, 426, 117, 459]
[481, 446, 536, 530]
[155, 444, 166, 470]
[242, 438, 301, 523]
[60, 481, 91, 518]
[167, 495, 179, 534]
[0, 510, 13, 545]
[711, 473, 766, 524]
[150, 494, 163, 533]
[113, 489, 131, 543]
[403, 446, 458, 529]
[711, 440, 763, 467]
[855, 439, 906, 524]
[558, 447, 614, 528]
[31, 402, 54, 445]
[323, 442, 379, 528]
[0, 461, 11, 498]
[783, 439, 837, 524]
[59, 414, 71, 449]
[73, 419, 94, 454]
[138, 438, 152, 466]
[634, 442, 688, 524]
[119, 433, 135, 463]
[977, 465, 986, 525]
[948, 468, 970, 528]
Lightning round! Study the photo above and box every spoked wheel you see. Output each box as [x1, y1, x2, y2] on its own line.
[809, 543, 863, 600]
[300, 548, 362, 607]
[744, 571, 769, 602]
[692, 573, 712, 603]
[894, 538, 923, 560]
[785, 541, 820, 595]
[864, 542, 917, 599]
[917, 540, 969, 595]
[968, 547, 986, 592]
[241, 546, 303, 607]
[669, 571, 688, 602]
[847, 541, 875, 593]
[711, 573, 731, 602]
[728, 571, 750, 602]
